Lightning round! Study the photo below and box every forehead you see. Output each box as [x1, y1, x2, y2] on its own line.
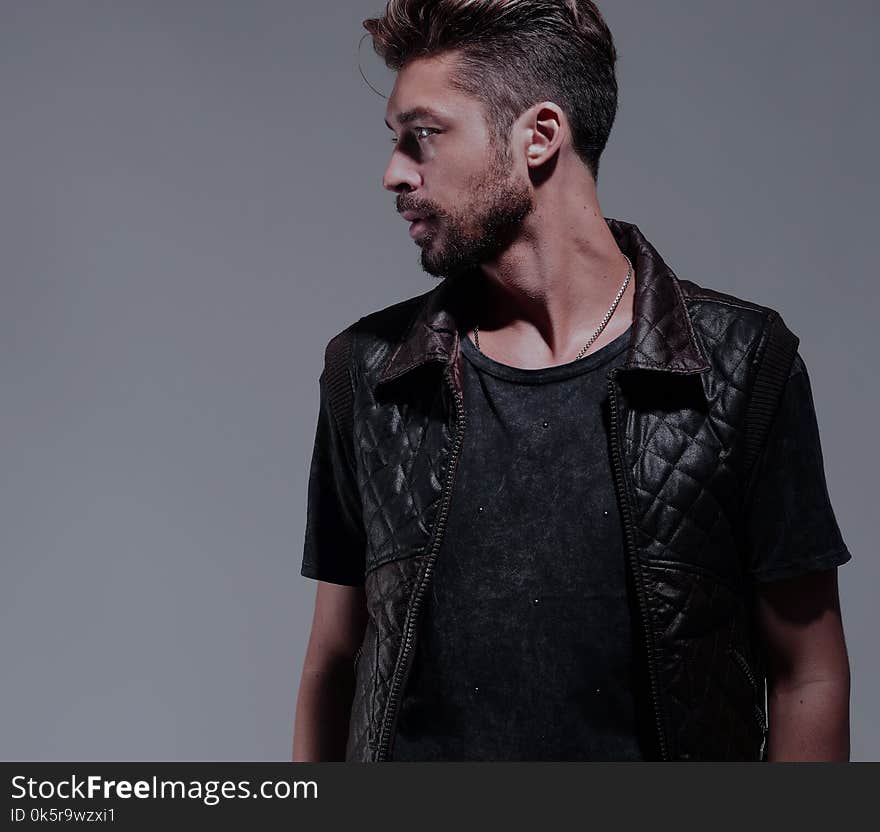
[383, 54, 476, 126]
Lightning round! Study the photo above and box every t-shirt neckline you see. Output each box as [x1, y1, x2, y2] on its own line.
[459, 322, 633, 384]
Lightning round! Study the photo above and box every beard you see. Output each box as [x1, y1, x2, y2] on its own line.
[409, 148, 534, 280]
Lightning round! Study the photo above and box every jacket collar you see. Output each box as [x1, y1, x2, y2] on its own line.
[376, 217, 710, 391]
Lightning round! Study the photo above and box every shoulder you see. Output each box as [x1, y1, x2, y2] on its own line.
[321, 285, 439, 374]
[679, 277, 780, 327]
[677, 276, 798, 354]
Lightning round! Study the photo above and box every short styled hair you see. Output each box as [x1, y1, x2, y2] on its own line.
[363, 0, 619, 181]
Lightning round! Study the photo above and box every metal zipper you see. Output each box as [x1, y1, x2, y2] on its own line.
[727, 644, 758, 693]
[727, 644, 769, 748]
[606, 368, 669, 761]
[375, 369, 466, 761]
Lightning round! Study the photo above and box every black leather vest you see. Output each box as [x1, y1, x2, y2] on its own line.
[331, 218, 797, 761]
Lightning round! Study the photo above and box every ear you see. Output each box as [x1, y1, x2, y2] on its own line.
[522, 102, 566, 166]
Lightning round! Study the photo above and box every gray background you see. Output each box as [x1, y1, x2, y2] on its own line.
[1, 0, 876, 761]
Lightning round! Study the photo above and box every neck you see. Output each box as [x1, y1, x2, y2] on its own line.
[473, 183, 635, 368]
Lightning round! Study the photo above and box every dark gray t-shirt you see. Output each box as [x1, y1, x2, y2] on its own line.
[391, 324, 647, 761]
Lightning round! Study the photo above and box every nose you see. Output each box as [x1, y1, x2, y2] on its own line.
[382, 149, 421, 193]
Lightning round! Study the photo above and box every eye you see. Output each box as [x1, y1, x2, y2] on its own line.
[389, 127, 438, 145]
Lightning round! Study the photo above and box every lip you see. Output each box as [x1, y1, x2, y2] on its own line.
[408, 216, 433, 238]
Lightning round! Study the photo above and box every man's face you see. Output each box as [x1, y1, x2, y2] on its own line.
[383, 54, 534, 279]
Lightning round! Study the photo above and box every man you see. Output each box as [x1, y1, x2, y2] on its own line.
[292, 0, 852, 762]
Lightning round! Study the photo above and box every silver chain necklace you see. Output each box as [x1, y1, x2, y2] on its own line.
[472, 254, 633, 361]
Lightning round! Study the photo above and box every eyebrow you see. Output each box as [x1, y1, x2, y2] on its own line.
[384, 106, 448, 130]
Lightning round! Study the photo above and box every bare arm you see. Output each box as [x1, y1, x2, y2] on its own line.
[756, 568, 851, 761]
[292, 581, 368, 762]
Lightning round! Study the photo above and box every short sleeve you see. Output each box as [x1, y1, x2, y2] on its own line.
[743, 351, 852, 582]
[299, 368, 366, 587]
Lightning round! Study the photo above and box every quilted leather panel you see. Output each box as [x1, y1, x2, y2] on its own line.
[614, 281, 780, 759]
[354, 372, 453, 573]
[345, 553, 428, 761]
[620, 295, 771, 585]
[343, 293, 452, 762]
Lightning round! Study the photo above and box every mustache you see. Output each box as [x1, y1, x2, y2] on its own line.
[397, 199, 438, 216]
